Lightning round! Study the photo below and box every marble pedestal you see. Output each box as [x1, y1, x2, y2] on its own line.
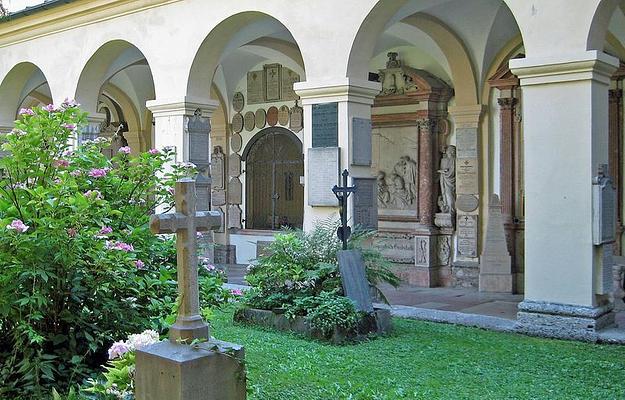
[516, 300, 615, 342]
[135, 339, 246, 400]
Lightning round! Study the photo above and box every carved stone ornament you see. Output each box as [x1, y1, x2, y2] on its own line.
[188, 109, 211, 134]
[378, 52, 418, 96]
[376, 155, 417, 210]
[437, 145, 456, 214]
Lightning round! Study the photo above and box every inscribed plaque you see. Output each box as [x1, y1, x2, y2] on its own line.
[232, 113, 243, 133]
[312, 103, 338, 148]
[228, 205, 243, 229]
[228, 177, 242, 204]
[352, 177, 378, 229]
[212, 190, 226, 207]
[307, 147, 340, 206]
[278, 105, 290, 126]
[244, 112, 255, 132]
[457, 214, 478, 257]
[373, 233, 415, 264]
[188, 132, 209, 166]
[267, 106, 279, 126]
[352, 118, 372, 166]
[281, 67, 300, 101]
[290, 105, 303, 132]
[456, 194, 479, 212]
[264, 64, 281, 101]
[457, 158, 478, 194]
[456, 128, 478, 159]
[338, 250, 374, 312]
[232, 92, 245, 112]
[255, 109, 266, 129]
[247, 71, 264, 104]
[210, 146, 225, 190]
[592, 167, 616, 245]
[228, 153, 241, 177]
[231, 133, 243, 153]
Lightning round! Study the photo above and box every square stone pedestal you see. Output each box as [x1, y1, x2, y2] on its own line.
[136, 339, 246, 400]
[516, 300, 615, 342]
[479, 273, 513, 293]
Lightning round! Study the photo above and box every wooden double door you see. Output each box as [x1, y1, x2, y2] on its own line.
[245, 127, 303, 230]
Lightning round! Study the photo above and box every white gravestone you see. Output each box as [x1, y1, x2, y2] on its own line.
[307, 147, 340, 206]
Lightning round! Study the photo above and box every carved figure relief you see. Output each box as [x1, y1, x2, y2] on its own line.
[438, 145, 456, 214]
[416, 238, 428, 264]
[376, 155, 417, 210]
[438, 236, 451, 266]
[378, 52, 418, 96]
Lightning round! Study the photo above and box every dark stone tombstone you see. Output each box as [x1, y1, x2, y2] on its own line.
[312, 102, 338, 147]
[338, 250, 374, 313]
[352, 177, 378, 230]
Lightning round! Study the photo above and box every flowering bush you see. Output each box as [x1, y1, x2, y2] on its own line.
[0, 102, 191, 398]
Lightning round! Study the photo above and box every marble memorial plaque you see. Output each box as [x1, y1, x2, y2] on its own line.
[231, 133, 243, 153]
[352, 177, 377, 229]
[290, 104, 303, 132]
[232, 113, 243, 134]
[307, 147, 339, 206]
[232, 92, 245, 112]
[228, 205, 243, 229]
[228, 153, 241, 177]
[278, 105, 290, 126]
[456, 128, 478, 159]
[255, 109, 266, 129]
[373, 234, 415, 264]
[244, 111, 255, 132]
[312, 102, 338, 148]
[457, 158, 478, 194]
[352, 118, 372, 166]
[196, 182, 211, 211]
[456, 194, 479, 212]
[210, 146, 225, 190]
[247, 71, 264, 104]
[267, 106, 279, 126]
[281, 67, 300, 101]
[593, 166, 617, 245]
[264, 64, 281, 101]
[189, 132, 209, 166]
[457, 214, 478, 257]
[212, 190, 226, 207]
[228, 177, 242, 205]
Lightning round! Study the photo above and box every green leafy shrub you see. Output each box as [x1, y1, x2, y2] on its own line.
[305, 292, 360, 336]
[0, 102, 191, 398]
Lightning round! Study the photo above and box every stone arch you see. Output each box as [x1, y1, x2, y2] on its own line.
[186, 11, 306, 104]
[588, 0, 622, 52]
[0, 62, 51, 128]
[75, 39, 155, 116]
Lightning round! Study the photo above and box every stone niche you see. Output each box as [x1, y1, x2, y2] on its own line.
[370, 52, 455, 287]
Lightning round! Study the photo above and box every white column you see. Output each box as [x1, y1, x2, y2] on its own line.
[294, 78, 380, 231]
[512, 51, 618, 340]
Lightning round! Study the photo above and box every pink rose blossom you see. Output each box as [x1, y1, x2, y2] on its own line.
[6, 219, 29, 233]
[148, 148, 159, 155]
[99, 226, 113, 235]
[53, 159, 70, 168]
[135, 260, 145, 269]
[118, 146, 131, 154]
[18, 108, 35, 116]
[107, 341, 131, 360]
[230, 289, 244, 296]
[88, 168, 108, 178]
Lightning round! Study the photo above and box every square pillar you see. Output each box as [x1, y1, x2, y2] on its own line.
[294, 78, 381, 231]
[511, 51, 618, 340]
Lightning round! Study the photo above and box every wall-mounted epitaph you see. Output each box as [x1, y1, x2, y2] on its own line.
[228, 153, 241, 177]
[228, 205, 243, 230]
[352, 118, 372, 166]
[457, 158, 478, 193]
[352, 178, 378, 229]
[307, 147, 340, 206]
[255, 109, 266, 129]
[232, 92, 245, 113]
[264, 64, 281, 101]
[212, 190, 226, 207]
[244, 112, 255, 132]
[278, 105, 290, 126]
[232, 113, 243, 134]
[456, 128, 478, 159]
[231, 133, 243, 153]
[592, 165, 616, 245]
[457, 214, 478, 257]
[228, 177, 242, 205]
[267, 106, 279, 126]
[290, 103, 303, 132]
[211, 146, 225, 190]
[312, 103, 338, 148]
[281, 68, 301, 101]
[247, 71, 264, 104]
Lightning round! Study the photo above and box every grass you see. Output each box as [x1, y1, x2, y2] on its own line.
[210, 308, 625, 400]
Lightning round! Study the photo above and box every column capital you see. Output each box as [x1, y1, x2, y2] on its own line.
[497, 97, 518, 110]
[448, 104, 485, 128]
[147, 97, 220, 118]
[510, 51, 619, 87]
[294, 78, 381, 106]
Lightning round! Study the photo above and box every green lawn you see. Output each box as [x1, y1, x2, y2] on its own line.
[210, 309, 625, 400]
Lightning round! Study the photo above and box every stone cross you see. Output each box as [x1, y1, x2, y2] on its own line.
[150, 178, 222, 342]
[332, 169, 357, 250]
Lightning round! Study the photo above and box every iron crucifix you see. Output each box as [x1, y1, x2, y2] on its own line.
[332, 169, 357, 250]
[150, 178, 222, 342]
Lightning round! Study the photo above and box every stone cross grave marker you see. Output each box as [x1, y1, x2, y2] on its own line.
[150, 177, 222, 342]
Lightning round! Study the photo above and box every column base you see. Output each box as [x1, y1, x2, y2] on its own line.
[516, 300, 614, 342]
[136, 339, 246, 400]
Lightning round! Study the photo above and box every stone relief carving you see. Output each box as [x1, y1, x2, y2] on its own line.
[437, 145, 456, 214]
[416, 237, 428, 265]
[438, 236, 451, 266]
[378, 52, 417, 96]
[376, 155, 417, 210]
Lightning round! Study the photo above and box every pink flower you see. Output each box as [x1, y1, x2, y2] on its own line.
[70, 170, 82, 177]
[230, 289, 243, 296]
[61, 98, 80, 108]
[53, 159, 70, 168]
[148, 148, 159, 155]
[107, 241, 134, 252]
[118, 146, 131, 155]
[88, 168, 108, 178]
[18, 108, 35, 116]
[99, 226, 113, 235]
[107, 341, 131, 360]
[166, 187, 175, 195]
[43, 104, 56, 113]
[6, 219, 29, 233]
[67, 228, 77, 238]
[84, 190, 103, 200]
[135, 260, 145, 269]
[61, 123, 76, 131]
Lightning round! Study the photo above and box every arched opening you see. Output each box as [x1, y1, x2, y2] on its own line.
[243, 127, 304, 230]
[0, 62, 51, 129]
[75, 40, 155, 154]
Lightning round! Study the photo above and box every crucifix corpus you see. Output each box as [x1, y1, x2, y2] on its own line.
[332, 169, 357, 250]
[150, 178, 222, 342]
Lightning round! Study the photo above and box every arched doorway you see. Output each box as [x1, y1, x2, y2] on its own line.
[243, 127, 303, 230]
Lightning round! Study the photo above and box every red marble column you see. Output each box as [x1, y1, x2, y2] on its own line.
[417, 118, 436, 228]
[609, 88, 623, 254]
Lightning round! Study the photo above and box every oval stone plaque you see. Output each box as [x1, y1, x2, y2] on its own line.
[456, 194, 479, 212]
[267, 106, 279, 126]
[255, 109, 266, 129]
[244, 111, 255, 132]
[290, 104, 303, 133]
[278, 105, 290, 126]
[232, 92, 245, 113]
[231, 133, 242, 153]
[232, 113, 243, 133]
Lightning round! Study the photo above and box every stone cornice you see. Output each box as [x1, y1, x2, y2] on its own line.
[146, 98, 219, 118]
[294, 78, 381, 106]
[0, 0, 181, 47]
